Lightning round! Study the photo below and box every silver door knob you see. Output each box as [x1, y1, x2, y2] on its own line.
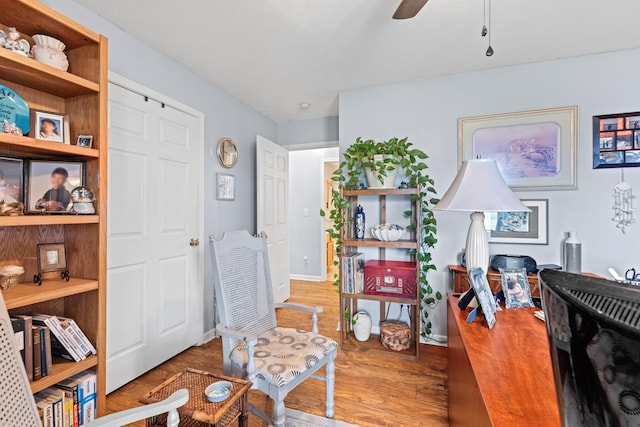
[189, 238, 200, 247]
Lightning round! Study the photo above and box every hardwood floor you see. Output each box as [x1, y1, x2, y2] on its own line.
[106, 280, 448, 426]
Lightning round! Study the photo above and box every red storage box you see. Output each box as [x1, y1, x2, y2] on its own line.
[364, 260, 417, 298]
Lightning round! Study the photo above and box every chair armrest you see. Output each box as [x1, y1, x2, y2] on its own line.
[274, 303, 324, 333]
[216, 323, 258, 346]
[275, 302, 323, 314]
[84, 389, 188, 427]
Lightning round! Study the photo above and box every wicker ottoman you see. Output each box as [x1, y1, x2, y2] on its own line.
[380, 321, 411, 351]
[141, 368, 252, 427]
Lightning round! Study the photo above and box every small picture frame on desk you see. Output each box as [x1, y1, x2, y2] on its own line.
[499, 268, 535, 309]
[76, 134, 93, 148]
[468, 267, 497, 329]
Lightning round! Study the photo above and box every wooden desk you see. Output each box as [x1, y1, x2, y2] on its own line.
[449, 264, 541, 296]
[447, 293, 560, 427]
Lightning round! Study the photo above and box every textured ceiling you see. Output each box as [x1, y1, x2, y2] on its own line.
[74, 0, 640, 122]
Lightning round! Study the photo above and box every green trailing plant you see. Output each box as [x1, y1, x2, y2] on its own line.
[320, 137, 442, 339]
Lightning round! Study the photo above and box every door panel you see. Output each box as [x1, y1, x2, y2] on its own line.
[107, 81, 202, 393]
[256, 136, 290, 303]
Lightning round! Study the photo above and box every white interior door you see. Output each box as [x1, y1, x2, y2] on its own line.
[106, 78, 203, 393]
[256, 135, 290, 303]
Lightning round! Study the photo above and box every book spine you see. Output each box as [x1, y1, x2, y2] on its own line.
[57, 317, 91, 357]
[32, 326, 42, 381]
[59, 317, 96, 355]
[18, 315, 34, 381]
[44, 326, 53, 378]
[10, 317, 25, 361]
[47, 317, 84, 361]
[43, 403, 53, 427]
[39, 326, 47, 377]
[33, 316, 82, 361]
[53, 398, 63, 427]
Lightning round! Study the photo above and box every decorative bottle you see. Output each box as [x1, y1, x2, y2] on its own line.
[564, 231, 582, 274]
[355, 205, 365, 239]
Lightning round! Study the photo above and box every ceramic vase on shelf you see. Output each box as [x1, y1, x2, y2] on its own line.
[563, 231, 582, 274]
[31, 34, 69, 71]
[352, 311, 372, 342]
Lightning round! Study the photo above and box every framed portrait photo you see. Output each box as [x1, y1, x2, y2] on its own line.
[484, 199, 549, 245]
[0, 157, 23, 204]
[459, 106, 578, 190]
[32, 111, 67, 143]
[76, 134, 93, 148]
[499, 268, 535, 309]
[27, 160, 84, 213]
[216, 173, 235, 201]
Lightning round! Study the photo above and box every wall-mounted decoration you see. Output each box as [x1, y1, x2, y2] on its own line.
[76, 135, 93, 148]
[0, 83, 29, 136]
[216, 137, 238, 168]
[612, 170, 634, 233]
[216, 173, 235, 201]
[459, 106, 578, 190]
[27, 160, 84, 213]
[32, 111, 68, 143]
[484, 199, 549, 245]
[593, 111, 640, 169]
[35, 242, 69, 285]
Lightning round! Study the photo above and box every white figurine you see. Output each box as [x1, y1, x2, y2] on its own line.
[0, 27, 31, 57]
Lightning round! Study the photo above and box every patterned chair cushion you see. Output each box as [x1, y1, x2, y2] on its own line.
[230, 327, 337, 387]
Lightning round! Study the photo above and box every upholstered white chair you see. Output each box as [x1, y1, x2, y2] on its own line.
[0, 290, 188, 427]
[209, 230, 337, 427]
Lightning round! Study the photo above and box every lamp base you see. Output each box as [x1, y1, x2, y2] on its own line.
[465, 211, 489, 274]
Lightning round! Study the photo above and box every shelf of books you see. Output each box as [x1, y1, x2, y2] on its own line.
[339, 188, 421, 361]
[0, 0, 108, 421]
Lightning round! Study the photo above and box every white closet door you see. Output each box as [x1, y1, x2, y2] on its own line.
[106, 79, 203, 393]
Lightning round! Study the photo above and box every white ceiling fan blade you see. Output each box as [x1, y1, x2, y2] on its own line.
[393, 0, 429, 19]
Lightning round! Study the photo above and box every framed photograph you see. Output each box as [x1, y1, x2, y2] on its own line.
[27, 160, 84, 213]
[37, 243, 67, 273]
[594, 112, 640, 169]
[459, 106, 578, 190]
[216, 173, 235, 201]
[468, 267, 497, 329]
[32, 111, 66, 143]
[0, 157, 23, 204]
[76, 135, 93, 148]
[499, 268, 535, 309]
[485, 199, 548, 245]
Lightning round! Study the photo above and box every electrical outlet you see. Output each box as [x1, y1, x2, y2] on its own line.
[303, 256, 308, 264]
[303, 208, 309, 217]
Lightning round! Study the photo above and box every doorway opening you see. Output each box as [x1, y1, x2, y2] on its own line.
[324, 161, 339, 280]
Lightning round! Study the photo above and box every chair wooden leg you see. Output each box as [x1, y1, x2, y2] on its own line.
[273, 396, 286, 427]
[325, 351, 336, 419]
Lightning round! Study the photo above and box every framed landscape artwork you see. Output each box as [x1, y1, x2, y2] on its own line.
[459, 106, 578, 191]
[484, 199, 549, 245]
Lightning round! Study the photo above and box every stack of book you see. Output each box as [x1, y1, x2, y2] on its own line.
[34, 370, 97, 427]
[342, 253, 365, 294]
[10, 314, 96, 382]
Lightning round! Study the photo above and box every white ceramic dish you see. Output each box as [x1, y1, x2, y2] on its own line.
[204, 381, 232, 403]
[370, 224, 406, 242]
[32, 34, 66, 51]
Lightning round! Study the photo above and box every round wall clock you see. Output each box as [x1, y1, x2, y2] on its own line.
[216, 137, 238, 168]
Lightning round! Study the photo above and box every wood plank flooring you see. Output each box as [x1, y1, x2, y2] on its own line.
[106, 280, 448, 426]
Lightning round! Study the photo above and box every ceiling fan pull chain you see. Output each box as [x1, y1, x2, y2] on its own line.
[485, 0, 494, 56]
[481, 0, 488, 36]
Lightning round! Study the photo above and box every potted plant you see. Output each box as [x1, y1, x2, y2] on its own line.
[321, 136, 442, 339]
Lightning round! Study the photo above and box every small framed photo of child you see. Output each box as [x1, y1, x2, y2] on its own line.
[32, 111, 66, 143]
[499, 268, 535, 308]
[76, 135, 93, 148]
[27, 160, 84, 213]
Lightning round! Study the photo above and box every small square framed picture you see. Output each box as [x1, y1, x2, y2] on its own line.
[37, 243, 68, 273]
[32, 111, 67, 143]
[76, 135, 93, 148]
[216, 173, 235, 201]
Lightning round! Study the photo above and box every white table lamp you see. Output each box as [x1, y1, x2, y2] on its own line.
[434, 159, 529, 273]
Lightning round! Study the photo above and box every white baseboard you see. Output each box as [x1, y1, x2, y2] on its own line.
[290, 274, 324, 282]
[199, 329, 218, 345]
[421, 333, 448, 347]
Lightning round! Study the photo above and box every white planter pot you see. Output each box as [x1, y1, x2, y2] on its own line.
[364, 155, 398, 189]
[353, 311, 372, 342]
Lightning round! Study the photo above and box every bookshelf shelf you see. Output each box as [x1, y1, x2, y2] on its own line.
[0, 0, 107, 414]
[0, 133, 100, 158]
[343, 238, 418, 249]
[4, 279, 99, 310]
[342, 188, 419, 196]
[30, 355, 98, 394]
[341, 333, 418, 361]
[0, 215, 99, 227]
[342, 292, 418, 305]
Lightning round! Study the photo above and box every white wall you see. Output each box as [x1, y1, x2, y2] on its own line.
[289, 147, 339, 280]
[340, 47, 640, 342]
[46, 0, 278, 337]
[278, 116, 339, 148]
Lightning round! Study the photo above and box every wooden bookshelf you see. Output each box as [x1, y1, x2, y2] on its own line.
[339, 188, 421, 361]
[0, 0, 107, 415]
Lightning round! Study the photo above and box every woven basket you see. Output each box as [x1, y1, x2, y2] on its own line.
[380, 321, 411, 351]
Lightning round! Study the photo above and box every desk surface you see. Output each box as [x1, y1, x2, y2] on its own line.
[447, 293, 561, 426]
